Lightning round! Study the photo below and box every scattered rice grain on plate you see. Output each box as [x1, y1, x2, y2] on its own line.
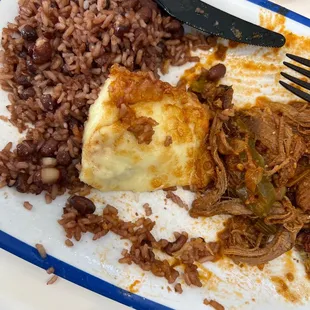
[65, 239, 74, 247]
[0, 180, 6, 189]
[184, 263, 202, 287]
[23, 201, 33, 210]
[59, 200, 222, 286]
[47, 274, 58, 285]
[143, 203, 152, 216]
[203, 299, 225, 310]
[46, 267, 55, 274]
[166, 191, 189, 210]
[35, 243, 47, 259]
[174, 283, 183, 294]
[45, 194, 53, 204]
[0, 115, 9, 122]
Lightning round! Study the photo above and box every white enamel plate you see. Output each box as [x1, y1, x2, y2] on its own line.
[0, 1, 310, 309]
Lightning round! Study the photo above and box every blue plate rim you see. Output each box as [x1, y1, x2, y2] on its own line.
[0, 1, 309, 310]
[247, 0, 310, 27]
[0, 230, 172, 310]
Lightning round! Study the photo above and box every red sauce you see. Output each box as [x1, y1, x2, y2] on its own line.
[129, 280, 141, 293]
[271, 276, 298, 303]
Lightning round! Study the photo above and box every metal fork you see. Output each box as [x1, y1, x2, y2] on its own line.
[280, 54, 310, 102]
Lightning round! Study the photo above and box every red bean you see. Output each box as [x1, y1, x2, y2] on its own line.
[15, 174, 30, 193]
[165, 20, 184, 39]
[122, 0, 138, 9]
[20, 25, 37, 42]
[40, 139, 58, 157]
[18, 87, 35, 100]
[56, 150, 71, 166]
[15, 74, 32, 87]
[41, 94, 57, 112]
[32, 38, 53, 64]
[16, 140, 36, 158]
[207, 63, 227, 81]
[138, 7, 152, 23]
[68, 196, 96, 216]
[139, 0, 158, 11]
[114, 24, 130, 38]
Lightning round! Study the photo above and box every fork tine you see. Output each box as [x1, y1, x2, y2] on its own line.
[279, 81, 310, 102]
[281, 72, 310, 91]
[283, 62, 310, 79]
[286, 54, 310, 67]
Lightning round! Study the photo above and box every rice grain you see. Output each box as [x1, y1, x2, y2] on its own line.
[166, 191, 189, 210]
[203, 299, 225, 310]
[143, 203, 152, 216]
[46, 267, 55, 274]
[174, 283, 183, 294]
[35, 243, 47, 259]
[65, 239, 74, 247]
[23, 201, 33, 210]
[47, 275, 58, 285]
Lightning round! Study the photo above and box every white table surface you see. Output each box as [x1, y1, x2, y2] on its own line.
[0, 1, 309, 310]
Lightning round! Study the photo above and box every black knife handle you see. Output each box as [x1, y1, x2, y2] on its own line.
[156, 0, 286, 47]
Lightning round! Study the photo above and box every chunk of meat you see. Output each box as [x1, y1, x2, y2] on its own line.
[218, 85, 234, 110]
[190, 199, 253, 217]
[239, 108, 306, 187]
[261, 101, 310, 130]
[239, 108, 294, 165]
[264, 198, 296, 225]
[239, 108, 279, 154]
[302, 231, 310, 252]
[224, 228, 297, 265]
[190, 116, 227, 217]
[275, 135, 306, 187]
[225, 154, 244, 189]
[217, 130, 236, 155]
[296, 174, 310, 211]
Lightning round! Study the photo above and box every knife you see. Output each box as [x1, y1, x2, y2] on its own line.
[155, 0, 286, 47]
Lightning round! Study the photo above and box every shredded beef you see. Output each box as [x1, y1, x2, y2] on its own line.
[296, 173, 310, 211]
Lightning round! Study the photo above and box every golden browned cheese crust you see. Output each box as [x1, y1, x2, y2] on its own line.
[80, 65, 213, 192]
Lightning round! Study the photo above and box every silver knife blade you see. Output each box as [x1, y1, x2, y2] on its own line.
[155, 0, 286, 47]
